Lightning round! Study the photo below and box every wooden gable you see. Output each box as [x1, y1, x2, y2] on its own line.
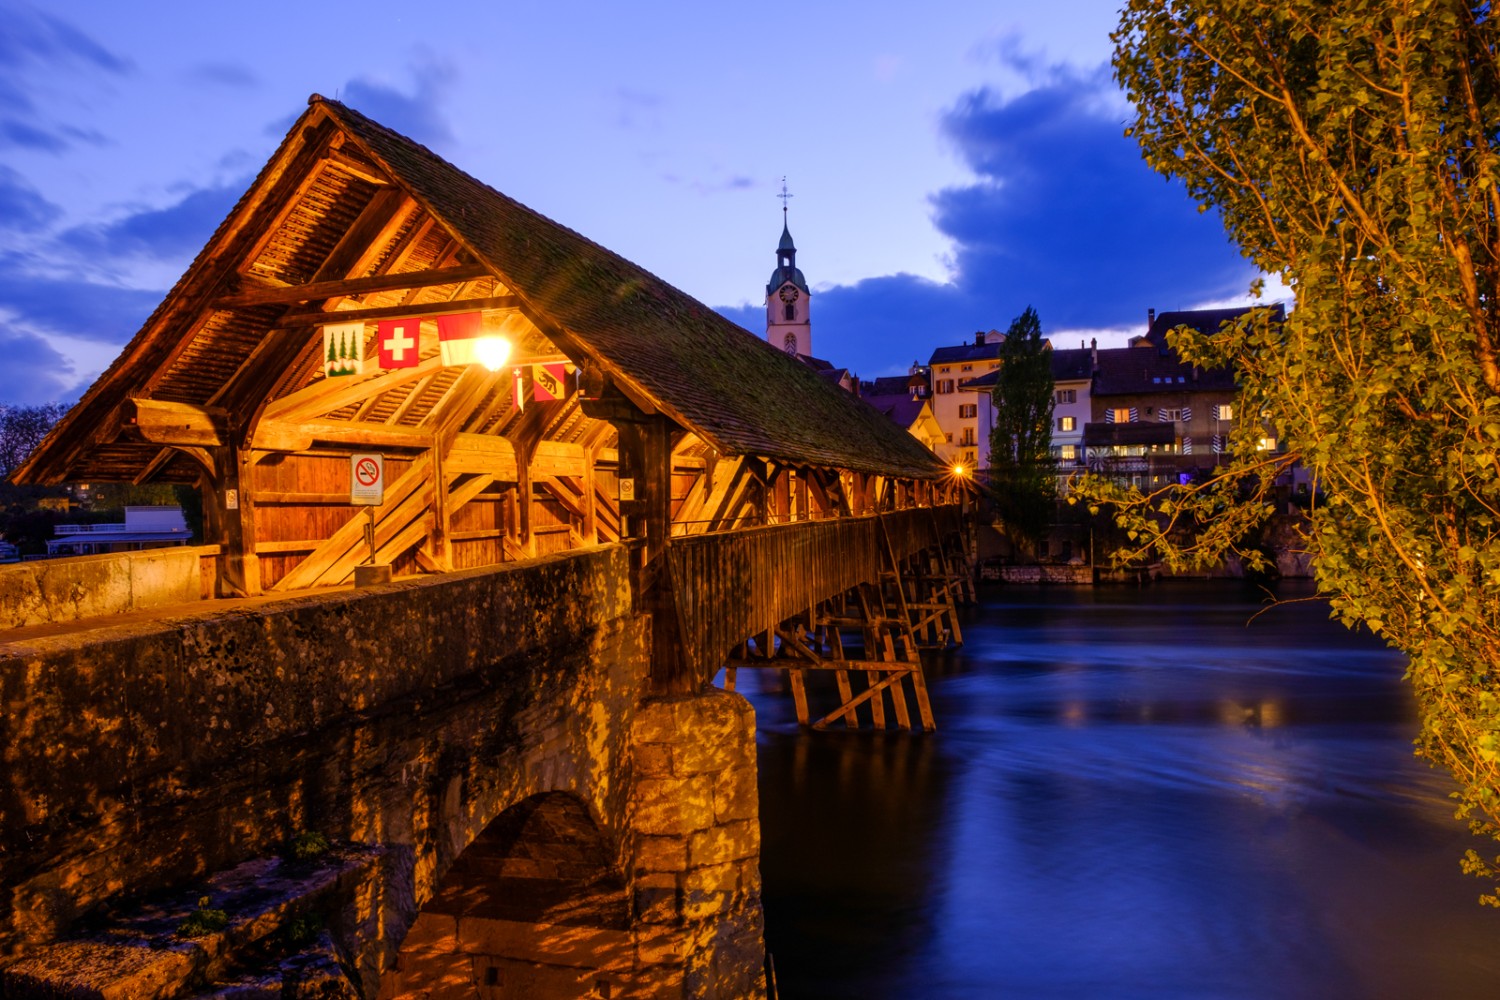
[16, 96, 947, 598]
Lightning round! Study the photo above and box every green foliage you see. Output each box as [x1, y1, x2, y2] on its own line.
[988, 306, 1057, 547]
[285, 830, 331, 862]
[179, 896, 229, 938]
[281, 912, 324, 948]
[1111, 0, 1500, 899]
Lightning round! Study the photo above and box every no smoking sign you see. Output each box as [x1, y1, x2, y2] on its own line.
[350, 453, 385, 506]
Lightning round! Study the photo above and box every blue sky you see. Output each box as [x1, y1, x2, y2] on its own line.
[0, 0, 1266, 406]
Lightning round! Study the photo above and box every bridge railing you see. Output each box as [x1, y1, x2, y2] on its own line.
[665, 504, 964, 685]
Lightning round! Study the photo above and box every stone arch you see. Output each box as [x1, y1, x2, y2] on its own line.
[381, 792, 631, 999]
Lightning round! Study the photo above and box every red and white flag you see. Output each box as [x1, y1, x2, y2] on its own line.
[377, 318, 421, 369]
[533, 363, 567, 401]
[437, 312, 484, 366]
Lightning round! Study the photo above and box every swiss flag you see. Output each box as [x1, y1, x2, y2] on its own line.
[377, 319, 421, 368]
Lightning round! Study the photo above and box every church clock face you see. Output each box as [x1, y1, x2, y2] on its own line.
[779, 285, 799, 304]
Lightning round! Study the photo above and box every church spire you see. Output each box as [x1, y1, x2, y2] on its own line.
[766, 178, 810, 356]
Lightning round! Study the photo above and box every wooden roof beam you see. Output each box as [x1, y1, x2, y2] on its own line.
[212, 263, 493, 309]
[280, 296, 518, 326]
[127, 397, 228, 447]
[263, 355, 447, 425]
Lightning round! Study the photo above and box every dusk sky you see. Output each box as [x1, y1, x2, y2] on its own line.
[0, 0, 1270, 407]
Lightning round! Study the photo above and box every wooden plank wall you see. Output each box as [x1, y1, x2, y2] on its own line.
[666, 505, 962, 685]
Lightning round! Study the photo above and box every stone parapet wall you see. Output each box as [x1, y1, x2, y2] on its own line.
[0, 545, 646, 984]
[0, 544, 213, 629]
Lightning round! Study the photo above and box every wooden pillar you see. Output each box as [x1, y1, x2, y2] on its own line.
[213, 438, 261, 597]
[617, 414, 691, 695]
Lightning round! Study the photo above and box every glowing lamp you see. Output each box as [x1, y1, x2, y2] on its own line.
[474, 334, 511, 372]
[953, 463, 967, 477]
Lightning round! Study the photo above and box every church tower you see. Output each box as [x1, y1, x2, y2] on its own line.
[766, 185, 811, 357]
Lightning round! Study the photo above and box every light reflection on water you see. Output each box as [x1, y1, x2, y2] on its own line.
[746, 582, 1500, 1000]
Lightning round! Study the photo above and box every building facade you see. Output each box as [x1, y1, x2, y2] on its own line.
[928, 331, 1004, 470]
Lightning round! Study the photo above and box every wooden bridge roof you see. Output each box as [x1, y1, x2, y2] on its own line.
[17, 95, 941, 486]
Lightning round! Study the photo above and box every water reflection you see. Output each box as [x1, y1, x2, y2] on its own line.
[748, 582, 1500, 1000]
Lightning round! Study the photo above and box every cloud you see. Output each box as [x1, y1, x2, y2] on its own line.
[58, 182, 244, 262]
[0, 166, 61, 232]
[0, 258, 162, 346]
[0, 5, 130, 154]
[0, 330, 79, 405]
[729, 62, 1256, 377]
[340, 57, 457, 149]
[185, 63, 259, 89]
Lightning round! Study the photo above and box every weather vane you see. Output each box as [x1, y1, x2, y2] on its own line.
[778, 177, 793, 221]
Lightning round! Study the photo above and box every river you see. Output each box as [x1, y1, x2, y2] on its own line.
[743, 582, 1500, 1000]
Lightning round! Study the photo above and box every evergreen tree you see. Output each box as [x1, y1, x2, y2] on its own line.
[988, 307, 1056, 549]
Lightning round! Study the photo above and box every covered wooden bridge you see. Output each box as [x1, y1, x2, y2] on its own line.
[15, 95, 972, 726]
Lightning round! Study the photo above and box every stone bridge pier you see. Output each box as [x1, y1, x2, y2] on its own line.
[388, 692, 763, 999]
[0, 546, 766, 999]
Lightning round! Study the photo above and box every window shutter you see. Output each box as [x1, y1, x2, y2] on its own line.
[1129, 407, 1139, 422]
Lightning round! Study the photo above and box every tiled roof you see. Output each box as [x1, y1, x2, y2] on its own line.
[930, 339, 1003, 366]
[1145, 306, 1282, 347]
[304, 99, 943, 479]
[866, 375, 917, 396]
[1091, 345, 1236, 396]
[863, 394, 930, 431]
[1050, 347, 1094, 383]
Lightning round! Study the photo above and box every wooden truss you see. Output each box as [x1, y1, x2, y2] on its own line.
[719, 513, 975, 732]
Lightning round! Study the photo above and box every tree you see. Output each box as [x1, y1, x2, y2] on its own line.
[988, 306, 1056, 549]
[1107, 0, 1500, 900]
[0, 403, 66, 482]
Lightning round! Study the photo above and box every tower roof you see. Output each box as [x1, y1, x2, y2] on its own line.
[778, 222, 796, 253]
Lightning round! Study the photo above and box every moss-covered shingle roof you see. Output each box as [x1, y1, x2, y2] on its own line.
[321, 99, 940, 479]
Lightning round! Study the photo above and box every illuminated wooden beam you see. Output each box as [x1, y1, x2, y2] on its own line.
[280, 295, 519, 326]
[127, 398, 227, 447]
[213, 263, 493, 308]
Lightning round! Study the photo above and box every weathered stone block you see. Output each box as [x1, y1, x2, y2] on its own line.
[634, 835, 687, 874]
[0, 939, 199, 1000]
[687, 820, 758, 868]
[631, 776, 714, 837]
[457, 916, 631, 969]
[632, 926, 687, 969]
[681, 863, 741, 922]
[398, 912, 456, 952]
[632, 741, 674, 778]
[711, 765, 759, 825]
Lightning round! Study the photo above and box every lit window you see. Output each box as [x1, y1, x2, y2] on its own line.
[961, 364, 973, 372]
[1215, 404, 1234, 420]
[1257, 437, 1278, 452]
[936, 379, 955, 394]
[1060, 444, 1077, 461]
[1111, 407, 1133, 423]
[1058, 416, 1076, 432]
